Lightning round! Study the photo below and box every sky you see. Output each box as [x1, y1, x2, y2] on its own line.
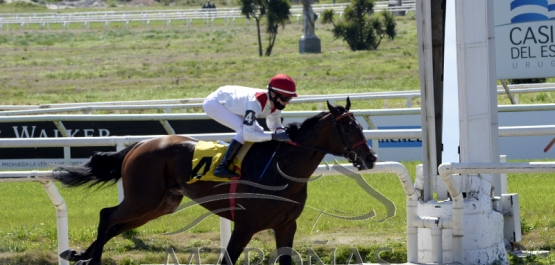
[441, 0, 460, 163]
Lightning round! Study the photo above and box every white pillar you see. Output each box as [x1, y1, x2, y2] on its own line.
[455, 0, 507, 263]
[415, 0, 437, 201]
[456, 0, 500, 181]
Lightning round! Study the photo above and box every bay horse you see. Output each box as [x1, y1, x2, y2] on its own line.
[51, 98, 377, 265]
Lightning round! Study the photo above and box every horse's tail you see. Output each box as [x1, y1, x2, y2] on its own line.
[52, 142, 139, 188]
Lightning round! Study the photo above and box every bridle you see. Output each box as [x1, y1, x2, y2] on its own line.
[286, 111, 369, 166]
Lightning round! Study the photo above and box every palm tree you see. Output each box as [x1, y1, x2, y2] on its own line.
[238, 0, 291, 56]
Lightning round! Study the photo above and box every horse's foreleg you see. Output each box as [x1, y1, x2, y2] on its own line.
[272, 222, 298, 265]
[222, 225, 256, 265]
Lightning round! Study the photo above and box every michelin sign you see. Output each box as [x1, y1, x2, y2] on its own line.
[494, 0, 555, 79]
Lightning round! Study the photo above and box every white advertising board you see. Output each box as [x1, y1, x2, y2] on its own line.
[367, 109, 555, 162]
[494, 0, 555, 79]
[308, 109, 555, 163]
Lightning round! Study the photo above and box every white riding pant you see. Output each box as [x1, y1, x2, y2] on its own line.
[203, 95, 264, 144]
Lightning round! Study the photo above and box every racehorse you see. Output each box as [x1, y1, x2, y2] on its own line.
[51, 98, 377, 265]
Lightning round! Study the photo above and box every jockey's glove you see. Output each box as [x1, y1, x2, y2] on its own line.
[271, 132, 291, 142]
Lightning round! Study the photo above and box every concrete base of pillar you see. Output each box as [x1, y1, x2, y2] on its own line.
[416, 197, 508, 264]
[299, 35, 321, 54]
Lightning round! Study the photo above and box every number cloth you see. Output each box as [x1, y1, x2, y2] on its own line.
[187, 141, 253, 184]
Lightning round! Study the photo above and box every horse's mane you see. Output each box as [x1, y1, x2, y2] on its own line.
[285, 106, 348, 137]
[284, 111, 325, 139]
[284, 105, 348, 140]
[285, 103, 348, 141]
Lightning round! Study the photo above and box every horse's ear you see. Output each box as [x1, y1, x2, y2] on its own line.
[327, 100, 339, 115]
[346, 97, 351, 111]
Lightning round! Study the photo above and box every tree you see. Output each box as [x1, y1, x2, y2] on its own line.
[322, 0, 396, 51]
[238, 0, 291, 56]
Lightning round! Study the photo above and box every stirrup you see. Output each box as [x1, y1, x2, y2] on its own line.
[213, 164, 238, 179]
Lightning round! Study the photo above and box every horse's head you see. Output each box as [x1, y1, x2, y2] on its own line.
[326, 97, 378, 170]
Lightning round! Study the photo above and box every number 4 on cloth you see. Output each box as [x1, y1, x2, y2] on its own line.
[243, 110, 256, 126]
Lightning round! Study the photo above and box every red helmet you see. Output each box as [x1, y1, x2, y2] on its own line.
[268, 74, 297, 97]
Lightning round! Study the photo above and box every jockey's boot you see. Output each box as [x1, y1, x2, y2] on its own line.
[213, 140, 243, 178]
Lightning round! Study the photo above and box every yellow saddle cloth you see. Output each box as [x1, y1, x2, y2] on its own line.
[187, 141, 252, 184]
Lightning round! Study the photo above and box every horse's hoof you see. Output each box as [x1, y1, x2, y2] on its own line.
[59, 249, 77, 261]
[75, 259, 93, 265]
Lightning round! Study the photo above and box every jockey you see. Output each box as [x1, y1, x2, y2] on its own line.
[203, 73, 298, 178]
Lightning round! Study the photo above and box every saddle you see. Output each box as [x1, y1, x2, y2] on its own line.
[187, 141, 253, 184]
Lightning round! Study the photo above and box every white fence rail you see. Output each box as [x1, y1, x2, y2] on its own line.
[0, 1, 416, 29]
[1, 125, 554, 169]
[1, 83, 554, 114]
[0, 106, 553, 130]
[1, 125, 555, 148]
[0, 92, 421, 113]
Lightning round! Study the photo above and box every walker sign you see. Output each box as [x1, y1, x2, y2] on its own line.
[494, 0, 555, 79]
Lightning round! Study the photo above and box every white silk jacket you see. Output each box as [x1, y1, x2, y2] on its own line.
[214, 85, 284, 142]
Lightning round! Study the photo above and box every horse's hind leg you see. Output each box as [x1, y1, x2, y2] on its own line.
[67, 192, 183, 264]
[61, 205, 125, 265]
[60, 222, 142, 262]
[102, 193, 183, 240]
[60, 222, 147, 262]
[85, 205, 125, 265]
[61, 222, 137, 262]
[59, 240, 97, 262]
